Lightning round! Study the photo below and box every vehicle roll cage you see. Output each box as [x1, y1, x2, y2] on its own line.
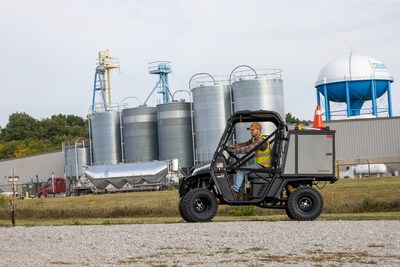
[212, 110, 287, 173]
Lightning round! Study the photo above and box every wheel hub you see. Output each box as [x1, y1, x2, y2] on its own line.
[194, 198, 208, 213]
[298, 196, 313, 212]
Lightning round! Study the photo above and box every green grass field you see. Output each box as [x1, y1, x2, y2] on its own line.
[1, 176, 399, 226]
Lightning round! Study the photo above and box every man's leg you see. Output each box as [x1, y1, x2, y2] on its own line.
[233, 164, 261, 193]
[233, 170, 247, 193]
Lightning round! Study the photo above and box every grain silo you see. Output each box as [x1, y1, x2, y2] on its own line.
[90, 111, 121, 165]
[190, 73, 232, 163]
[121, 106, 159, 163]
[64, 142, 90, 179]
[157, 101, 194, 172]
[230, 65, 285, 143]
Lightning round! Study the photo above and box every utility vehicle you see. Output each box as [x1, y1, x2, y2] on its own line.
[178, 110, 337, 222]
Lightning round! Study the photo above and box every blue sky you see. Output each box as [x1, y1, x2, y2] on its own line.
[1, 0, 399, 127]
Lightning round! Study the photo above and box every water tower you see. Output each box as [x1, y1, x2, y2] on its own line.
[315, 54, 394, 120]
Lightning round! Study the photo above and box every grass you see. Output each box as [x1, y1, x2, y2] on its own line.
[0, 176, 399, 226]
[320, 176, 400, 213]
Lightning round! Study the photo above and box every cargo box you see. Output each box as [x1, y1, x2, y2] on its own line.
[282, 129, 336, 178]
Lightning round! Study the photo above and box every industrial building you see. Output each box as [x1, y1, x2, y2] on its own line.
[1, 51, 398, 194]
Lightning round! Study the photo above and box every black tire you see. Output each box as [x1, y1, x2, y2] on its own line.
[179, 198, 190, 222]
[180, 188, 218, 222]
[286, 186, 323, 221]
[284, 207, 294, 220]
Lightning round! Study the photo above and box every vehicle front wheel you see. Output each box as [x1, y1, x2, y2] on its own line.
[286, 186, 323, 221]
[180, 188, 218, 222]
[179, 198, 190, 222]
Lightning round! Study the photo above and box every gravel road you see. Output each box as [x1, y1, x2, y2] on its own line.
[1, 220, 399, 266]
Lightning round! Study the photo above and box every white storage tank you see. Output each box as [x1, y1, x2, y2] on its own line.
[355, 163, 387, 176]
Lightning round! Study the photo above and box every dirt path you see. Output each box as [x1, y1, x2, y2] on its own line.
[1, 220, 399, 266]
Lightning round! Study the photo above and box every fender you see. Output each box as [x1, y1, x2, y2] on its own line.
[266, 177, 314, 198]
[179, 170, 216, 197]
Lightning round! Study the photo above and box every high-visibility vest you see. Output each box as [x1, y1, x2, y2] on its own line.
[252, 133, 271, 167]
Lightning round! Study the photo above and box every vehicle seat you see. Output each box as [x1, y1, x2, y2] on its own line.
[247, 171, 272, 182]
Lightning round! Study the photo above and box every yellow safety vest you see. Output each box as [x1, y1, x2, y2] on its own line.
[252, 134, 271, 167]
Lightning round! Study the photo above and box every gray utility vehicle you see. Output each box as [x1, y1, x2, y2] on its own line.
[178, 110, 337, 222]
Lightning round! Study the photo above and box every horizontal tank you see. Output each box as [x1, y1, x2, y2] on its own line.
[157, 101, 194, 172]
[84, 161, 169, 189]
[90, 111, 121, 165]
[231, 67, 285, 142]
[191, 76, 231, 163]
[355, 164, 387, 175]
[122, 106, 158, 163]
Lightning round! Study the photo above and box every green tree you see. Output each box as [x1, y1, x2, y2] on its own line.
[0, 112, 39, 141]
[0, 140, 19, 159]
[0, 112, 89, 160]
[285, 113, 301, 124]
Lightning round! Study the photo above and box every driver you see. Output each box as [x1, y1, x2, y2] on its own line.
[227, 122, 271, 200]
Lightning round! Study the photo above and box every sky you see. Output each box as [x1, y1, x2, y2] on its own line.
[1, 0, 399, 128]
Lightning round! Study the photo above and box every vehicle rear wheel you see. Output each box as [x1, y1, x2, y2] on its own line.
[284, 207, 294, 220]
[180, 188, 218, 222]
[286, 186, 323, 221]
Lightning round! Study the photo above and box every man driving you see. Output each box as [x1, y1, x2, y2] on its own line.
[227, 122, 271, 200]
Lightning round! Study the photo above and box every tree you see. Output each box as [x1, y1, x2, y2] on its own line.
[0, 112, 40, 141]
[285, 113, 301, 124]
[0, 112, 89, 160]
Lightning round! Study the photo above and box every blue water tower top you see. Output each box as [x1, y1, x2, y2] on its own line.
[315, 54, 394, 119]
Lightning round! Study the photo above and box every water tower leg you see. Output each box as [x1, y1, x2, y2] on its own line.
[371, 80, 377, 116]
[323, 85, 330, 120]
[345, 81, 351, 117]
[387, 80, 393, 117]
[316, 88, 321, 106]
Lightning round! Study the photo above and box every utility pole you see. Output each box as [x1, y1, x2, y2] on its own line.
[8, 168, 19, 226]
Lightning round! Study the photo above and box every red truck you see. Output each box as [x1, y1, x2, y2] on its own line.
[36, 177, 66, 198]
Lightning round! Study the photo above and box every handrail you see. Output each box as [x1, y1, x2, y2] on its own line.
[315, 75, 394, 86]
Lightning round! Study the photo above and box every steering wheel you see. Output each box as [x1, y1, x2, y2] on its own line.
[223, 146, 240, 161]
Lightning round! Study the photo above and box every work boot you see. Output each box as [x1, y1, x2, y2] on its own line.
[234, 191, 244, 201]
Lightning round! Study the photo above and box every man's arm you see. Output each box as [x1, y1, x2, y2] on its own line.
[229, 138, 262, 154]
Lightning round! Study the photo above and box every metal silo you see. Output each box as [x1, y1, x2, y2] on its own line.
[64, 143, 90, 179]
[121, 106, 159, 163]
[90, 111, 121, 165]
[190, 73, 232, 163]
[230, 65, 285, 142]
[157, 101, 194, 172]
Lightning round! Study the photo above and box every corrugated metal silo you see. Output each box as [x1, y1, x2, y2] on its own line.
[231, 66, 285, 142]
[157, 101, 194, 172]
[90, 111, 121, 165]
[191, 75, 231, 163]
[121, 106, 159, 163]
[64, 144, 90, 179]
